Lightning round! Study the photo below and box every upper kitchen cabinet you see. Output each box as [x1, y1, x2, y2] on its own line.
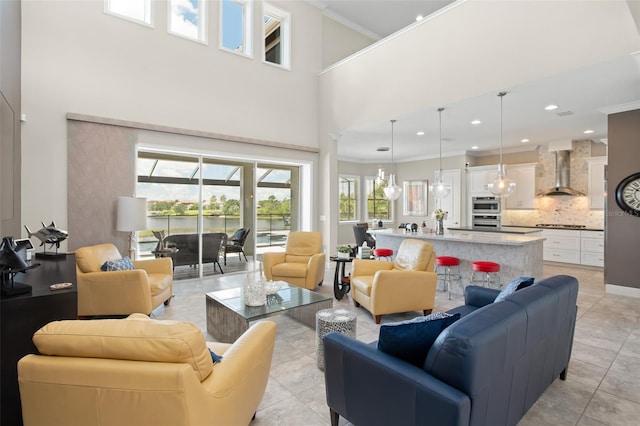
[467, 165, 499, 197]
[586, 157, 607, 210]
[504, 163, 537, 210]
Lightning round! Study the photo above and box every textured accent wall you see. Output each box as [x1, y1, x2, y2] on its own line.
[68, 120, 136, 254]
[605, 108, 640, 290]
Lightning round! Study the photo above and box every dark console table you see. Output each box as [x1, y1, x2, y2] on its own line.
[1, 254, 78, 426]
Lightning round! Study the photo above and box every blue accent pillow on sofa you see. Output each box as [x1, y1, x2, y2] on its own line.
[101, 257, 135, 272]
[494, 276, 535, 302]
[377, 312, 461, 367]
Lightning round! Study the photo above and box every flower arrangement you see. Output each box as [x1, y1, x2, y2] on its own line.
[432, 209, 448, 221]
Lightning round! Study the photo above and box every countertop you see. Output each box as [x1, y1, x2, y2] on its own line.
[502, 225, 604, 232]
[448, 226, 542, 235]
[370, 228, 545, 246]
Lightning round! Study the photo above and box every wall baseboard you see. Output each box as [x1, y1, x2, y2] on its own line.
[605, 283, 640, 298]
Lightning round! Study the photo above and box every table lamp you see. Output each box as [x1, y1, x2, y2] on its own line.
[117, 196, 147, 259]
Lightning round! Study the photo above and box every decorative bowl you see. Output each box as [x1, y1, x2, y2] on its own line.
[264, 280, 285, 295]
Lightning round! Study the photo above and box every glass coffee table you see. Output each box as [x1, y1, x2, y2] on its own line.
[206, 284, 333, 342]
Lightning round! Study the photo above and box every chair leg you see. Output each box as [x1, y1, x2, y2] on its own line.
[224, 252, 227, 266]
[242, 250, 247, 262]
[215, 261, 224, 274]
[423, 309, 432, 316]
[375, 315, 382, 324]
[329, 408, 339, 426]
[353, 299, 360, 307]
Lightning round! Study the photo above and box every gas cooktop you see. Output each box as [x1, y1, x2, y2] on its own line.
[535, 224, 587, 229]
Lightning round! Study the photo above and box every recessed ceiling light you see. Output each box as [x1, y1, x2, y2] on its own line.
[376, 147, 390, 152]
[416, 131, 425, 136]
[584, 129, 594, 134]
[471, 146, 479, 150]
[545, 104, 558, 111]
[521, 138, 530, 143]
[471, 120, 481, 125]
[416, 15, 424, 21]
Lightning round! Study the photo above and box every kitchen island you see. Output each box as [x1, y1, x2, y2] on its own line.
[370, 229, 545, 295]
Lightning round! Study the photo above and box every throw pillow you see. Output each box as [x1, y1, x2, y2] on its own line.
[377, 312, 461, 367]
[494, 276, 535, 303]
[101, 257, 135, 272]
[209, 348, 223, 363]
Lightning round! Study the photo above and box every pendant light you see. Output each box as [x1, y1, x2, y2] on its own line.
[490, 92, 516, 197]
[383, 119, 402, 200]
[430, 107, 451, 199]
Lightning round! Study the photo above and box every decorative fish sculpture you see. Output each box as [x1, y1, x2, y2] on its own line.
[24, 221, 68, 250]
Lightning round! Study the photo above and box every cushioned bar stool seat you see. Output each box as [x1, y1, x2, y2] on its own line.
[470, 261, 501, 288]
[372, 248, 393, 261]
[435, 256, 461, 300]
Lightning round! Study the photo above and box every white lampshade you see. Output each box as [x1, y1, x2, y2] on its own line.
[117, 196, 147, 232]
[383, 174, 402, 200]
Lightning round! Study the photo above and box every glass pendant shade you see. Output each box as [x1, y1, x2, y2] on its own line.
[383, 174, 402, 200]
[431, 178, 451, 199]
[430, 107, 450, 199]
[490, 164, 516, 197]
[490, 92, 516, 198]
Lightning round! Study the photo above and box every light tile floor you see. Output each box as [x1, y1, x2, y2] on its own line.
[153, 262, 640, 426]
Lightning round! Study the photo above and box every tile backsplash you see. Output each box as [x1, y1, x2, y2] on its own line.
[501, 140, 605, 229]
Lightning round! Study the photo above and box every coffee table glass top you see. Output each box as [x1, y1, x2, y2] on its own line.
[206, 284, 332, 322]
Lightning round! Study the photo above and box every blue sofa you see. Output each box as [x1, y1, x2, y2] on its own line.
[323, 275, 579, 426]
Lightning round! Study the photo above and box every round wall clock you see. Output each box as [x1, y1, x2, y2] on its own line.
[615, 172, 640, 217]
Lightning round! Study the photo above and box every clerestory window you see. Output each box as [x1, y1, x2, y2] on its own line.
[168, 0, 207, 43]
[105, 0, 152, 26]
[220, 0, 253, 57]
[263, 3, 290, 69]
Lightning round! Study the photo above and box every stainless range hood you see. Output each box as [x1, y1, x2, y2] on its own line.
[539, 150, 585, 196]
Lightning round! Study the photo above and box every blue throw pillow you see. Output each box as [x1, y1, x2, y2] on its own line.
[101, 257, 135, 272]
[377, 312, 461, 367]
[209, 348, 223, 363]
[494, 276, 535, 302]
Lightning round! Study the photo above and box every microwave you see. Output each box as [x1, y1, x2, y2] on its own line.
[472, 196, 501, 215]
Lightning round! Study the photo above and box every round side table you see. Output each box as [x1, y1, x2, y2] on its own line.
[316, 308, 357, 370]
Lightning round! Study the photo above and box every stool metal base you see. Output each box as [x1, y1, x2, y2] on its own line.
[435, 264, 461, 300]
[470, 271, 501, 288]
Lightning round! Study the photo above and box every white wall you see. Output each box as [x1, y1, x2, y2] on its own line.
[321, 15, 374, 68]
[20, 0, 324, 240]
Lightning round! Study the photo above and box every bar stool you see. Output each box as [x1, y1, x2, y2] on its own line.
[435, 256, 461, 300]
[470, 261, 501, 288]
[373, 248, 393, 261]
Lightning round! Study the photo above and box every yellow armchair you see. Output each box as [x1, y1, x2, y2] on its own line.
[350, 238, 437, 324]
[18, 315, 277, 426]
[262, 231, 326, 290]
[75, 243, 173, 317]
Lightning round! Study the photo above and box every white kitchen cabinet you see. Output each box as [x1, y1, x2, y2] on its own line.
[504, 163, 536, 209]
[541, 229, 581, 263]
[580, 230, 604, 267]
[467, 166, 499, 197]
[586, 157, 607, 210]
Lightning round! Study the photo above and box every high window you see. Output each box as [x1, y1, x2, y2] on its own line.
[263, 3, 290, 69]
[365, 177, 392, 223]
[168, 0, 207, 43]
[339, 175, 359, 222]
[220, 0, 252, 57]
[105, 0, 152, 26]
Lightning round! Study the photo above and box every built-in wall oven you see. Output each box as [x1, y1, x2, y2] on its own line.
[471, 196, 501, 229]
[472, 196, 501, 215]
[471, 214, 501, 229]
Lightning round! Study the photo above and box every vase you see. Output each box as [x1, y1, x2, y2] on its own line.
[337, 252, 350, 259]
[243, 275, 266, 306]
[435, 219, 444, 235]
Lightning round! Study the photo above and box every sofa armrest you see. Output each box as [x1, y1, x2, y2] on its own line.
[323, 332, 470, 426]
[351, 259, 394, 277]
[464, 285, 500, 308]
[133, 257, 173, 275]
